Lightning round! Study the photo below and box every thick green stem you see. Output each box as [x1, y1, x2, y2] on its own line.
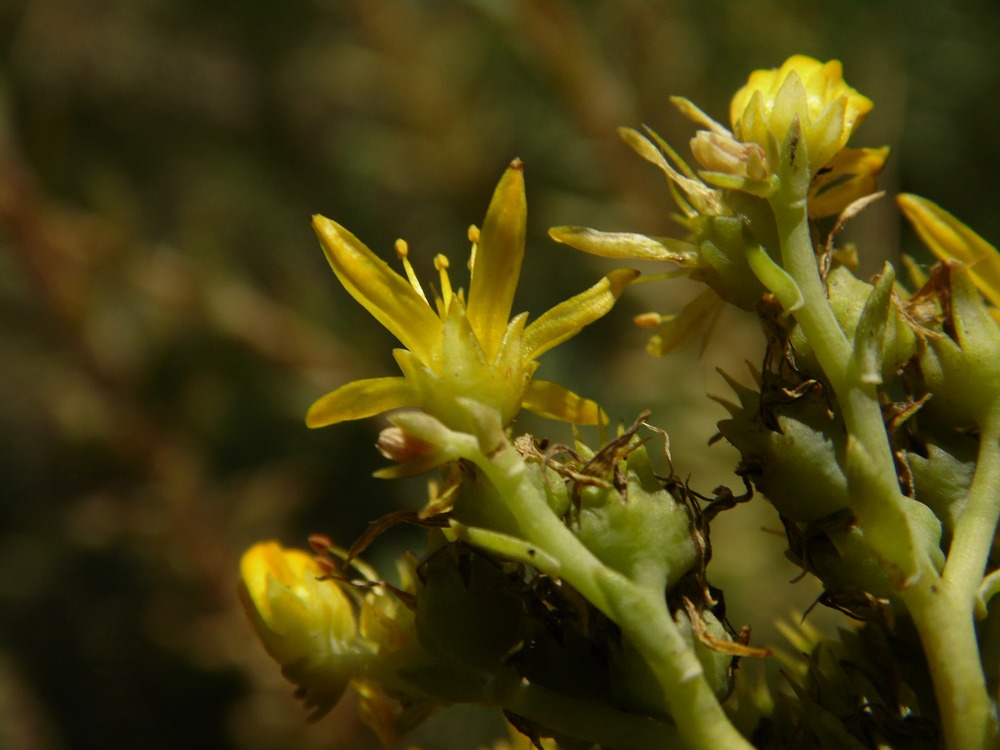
[771, 193, 920, 579]
[945, 409, 1000, 600]
[769, 172, 998, 749]
[470, 441, 754, 750]
[902, 575, 999, 750]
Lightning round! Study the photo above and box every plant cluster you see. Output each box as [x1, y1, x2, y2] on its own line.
[239, 56, 1000, 750]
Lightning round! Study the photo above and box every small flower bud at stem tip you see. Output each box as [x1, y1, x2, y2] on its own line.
[377, 426, 436, 463]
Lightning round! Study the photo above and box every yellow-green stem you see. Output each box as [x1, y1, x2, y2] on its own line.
[944, 408, 1000, 601]
[471, 441, 754, 750]
[769, 175, 997, 750]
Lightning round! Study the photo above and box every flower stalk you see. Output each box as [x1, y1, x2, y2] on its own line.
[456, 423, 755, 750]
[764, 105, 999, 750]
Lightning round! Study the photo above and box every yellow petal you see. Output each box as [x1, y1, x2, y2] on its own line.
[355, 680, 400, 750]
[240, 541, 289, 619]
[522, 268, 639, 361]
[618, 127, 723, 215]
[646, 288, 723, 356]
[898, 194, 1000, 308]
[809, 146, 889, 218]
[548, 226, 700, 264]
[806, 97, 848, 172]
[522, 380, 606, 425]
[670, 95, 731, 136]
[312, 215, 441, 363]
[306, 377, 415, 427]
[769, 70, 809, 153]
[467, 160, 526, 360]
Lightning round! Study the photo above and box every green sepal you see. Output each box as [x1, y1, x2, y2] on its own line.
[691, 215, 769, 311]
[717, 379, 850, 523]
[572, 444, 697, 595]
[414, 542, 525, 675]
[850, 262, 894, 385]
[917, 264, 1000, 429]
[789, 266, 915, 384]
[777, 116, 812, 199]
[907, 433, 977, 535]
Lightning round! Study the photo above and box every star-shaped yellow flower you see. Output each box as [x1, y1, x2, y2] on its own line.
[306, 160, 637, 437]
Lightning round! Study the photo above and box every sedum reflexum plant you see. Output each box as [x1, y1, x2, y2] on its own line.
[240, 55, 1000, 750]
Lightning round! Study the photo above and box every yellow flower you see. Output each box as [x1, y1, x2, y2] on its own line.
[239, 542, 359, 719]
[306, 160, 637, 436]
[730, 55, 873, 177]
[669, 68, 885, 217]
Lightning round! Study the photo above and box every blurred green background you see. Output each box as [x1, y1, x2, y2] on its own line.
[2, 1, 999, 748]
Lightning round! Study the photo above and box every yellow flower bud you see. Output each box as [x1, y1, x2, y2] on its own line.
[730, 55, 873, 176]
[690, 130, 770, 181]
[239, 542, 359, 718]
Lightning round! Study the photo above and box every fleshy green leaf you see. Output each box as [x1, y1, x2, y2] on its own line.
[447, 520, 561, 573]
[851, 262, 894, 385]
[745, 242, 803, 313]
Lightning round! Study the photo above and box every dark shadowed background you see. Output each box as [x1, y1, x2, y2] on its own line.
[2, 1, 999, 748]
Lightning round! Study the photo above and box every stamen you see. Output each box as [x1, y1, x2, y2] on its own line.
[434, 254, 454, 311]
[467, 224, 480, 272]
[634, 312, 664, 329]
[395, 238, 428, 303]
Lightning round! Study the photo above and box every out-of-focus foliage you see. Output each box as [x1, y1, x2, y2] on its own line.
[1, 1, 999, 748]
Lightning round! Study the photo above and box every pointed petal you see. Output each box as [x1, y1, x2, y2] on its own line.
[897, 194, 1000, 308]
[467, 160, 526, 360]
[646, 288, 723, 356]
[306, 377, 415, 427]
[771, 70, 809, 150]
[522, 268, 639, 361]
[670, 95, 731, 136]
[522, 380, 606, 425]
[312, 215, 441, 362]
[809, 147, 889, 219]
[618, 127, 723, 214]
[806, 97, 847, 172]
[372, 450, 455, 479]
[548, 226, 700, 264]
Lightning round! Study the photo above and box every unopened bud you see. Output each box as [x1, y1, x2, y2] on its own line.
[691, 130, 769, 180]
[377, 426, 436, 463]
